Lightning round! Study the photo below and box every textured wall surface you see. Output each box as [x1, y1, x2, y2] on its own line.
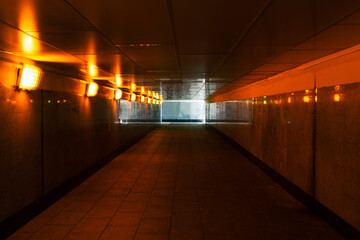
[208, 91, 315, 194]
[0, 60, 159, 222]
[209, 48, 360, 230]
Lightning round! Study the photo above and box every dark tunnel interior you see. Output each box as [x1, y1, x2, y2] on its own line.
[0, 0, 360, 239]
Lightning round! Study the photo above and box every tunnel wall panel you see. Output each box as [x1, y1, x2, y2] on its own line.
[209, 47, 360, 230]
[0, 59, 159, 222]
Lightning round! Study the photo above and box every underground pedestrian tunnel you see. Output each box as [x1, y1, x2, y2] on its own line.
[1, 0, 360, 239]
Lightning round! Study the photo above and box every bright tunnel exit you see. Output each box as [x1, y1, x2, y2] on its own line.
[161, 100, 206, 124]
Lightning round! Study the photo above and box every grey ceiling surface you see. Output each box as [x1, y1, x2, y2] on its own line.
[0, 0, 360, 100]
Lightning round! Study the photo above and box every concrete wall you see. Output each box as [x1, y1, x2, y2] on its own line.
[0, 57, 159, 222]
[209, 47, 360, 231]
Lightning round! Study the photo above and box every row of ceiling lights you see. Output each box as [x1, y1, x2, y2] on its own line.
[17, 64, 163, 105]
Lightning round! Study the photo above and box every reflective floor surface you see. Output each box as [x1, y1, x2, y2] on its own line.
[7, 126, 343, 240]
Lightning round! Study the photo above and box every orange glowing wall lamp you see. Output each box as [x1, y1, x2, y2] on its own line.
[17, 65, 42, 90]
[87, 82, 99, 97]
[115, 89, 122, 100]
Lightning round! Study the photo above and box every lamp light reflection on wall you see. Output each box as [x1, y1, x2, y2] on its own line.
[89, 64, 97, 76]
[131, 93, 136, 101]
[303, 95, 310, 103]
[263, 100, 267, 105]
[115, 74, 122, 87]
[131, 83, 137, 92]
[148, 97, 152, 104]
[115, 89, 122, 100]
[334, 93, 340, 102]
[87, 82, 98, 97]
[148, 90, 151, 96]
[18, 65, 42, 90]
[141, 95, 145, 102]
[287, 97, 291, 104]
[141, 87, 145, 94]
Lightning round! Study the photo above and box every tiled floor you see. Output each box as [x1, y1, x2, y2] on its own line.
[8, 126, 344, 240]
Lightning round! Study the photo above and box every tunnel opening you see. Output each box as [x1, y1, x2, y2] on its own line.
[161, 100, 206, 124]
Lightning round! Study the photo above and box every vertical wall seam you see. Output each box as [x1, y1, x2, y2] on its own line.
[40, 90, 45, 195]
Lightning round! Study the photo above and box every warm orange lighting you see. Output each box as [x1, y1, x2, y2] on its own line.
[315, 95, 318, 102]
[18, 65, 41, 90]
[334, 94, 340, 102]
[141, 87, 145, 94]
[335, 85, 340, 91]
[152, 98, 156, 104]
[160, 95, 163, 100]
[305, 89, 309, 94]
[152, 91, 156, 98]
[303, 95, 310, 103]
[148, 97, 152, 104]
[89, 64, 97, 76]
[141, 96, 145, 102]
[131, 83, 137, 92]
[148, 90, 151, 96]
[263, 100, 267, 105]
[156, 100, 159, 104]
[274, 100, 278, 104]
[115, 89, 122, 100]
[131, 93, 136, 101]
[160, 100, 163, 104]
[287, 97, 291, 103]
[87, 82, 98, 97]
[22, 35, 37, 52]
[115, 74, 122, 87]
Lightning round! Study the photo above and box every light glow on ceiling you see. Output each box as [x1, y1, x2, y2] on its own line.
[115, 74, 122, 87]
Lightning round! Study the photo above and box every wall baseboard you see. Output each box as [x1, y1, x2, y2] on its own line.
[209, 125, 360, 240]
[0, 126, 157, 240]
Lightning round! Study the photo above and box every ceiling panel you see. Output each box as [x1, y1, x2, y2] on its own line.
[66, 0, 172, 45]
[34, 31, 120, 54]
[294, 25, 360, 50]
[0, 0, 92, 32]
[271, 49, 337, 63]
[252, 63, 299, 72]
[120, 45, 178, 71]
[339, 9, 360, 24]
[242, 0, 315, 46]
[149, 71, 180, 81]
[315, 0, 360, 31]
[180, 55, 225, 73]
[0, 0, 360, 100]
[0, 24, 56, 52]
[74, 54, 143, 74]
[172, 0, 268, 54]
